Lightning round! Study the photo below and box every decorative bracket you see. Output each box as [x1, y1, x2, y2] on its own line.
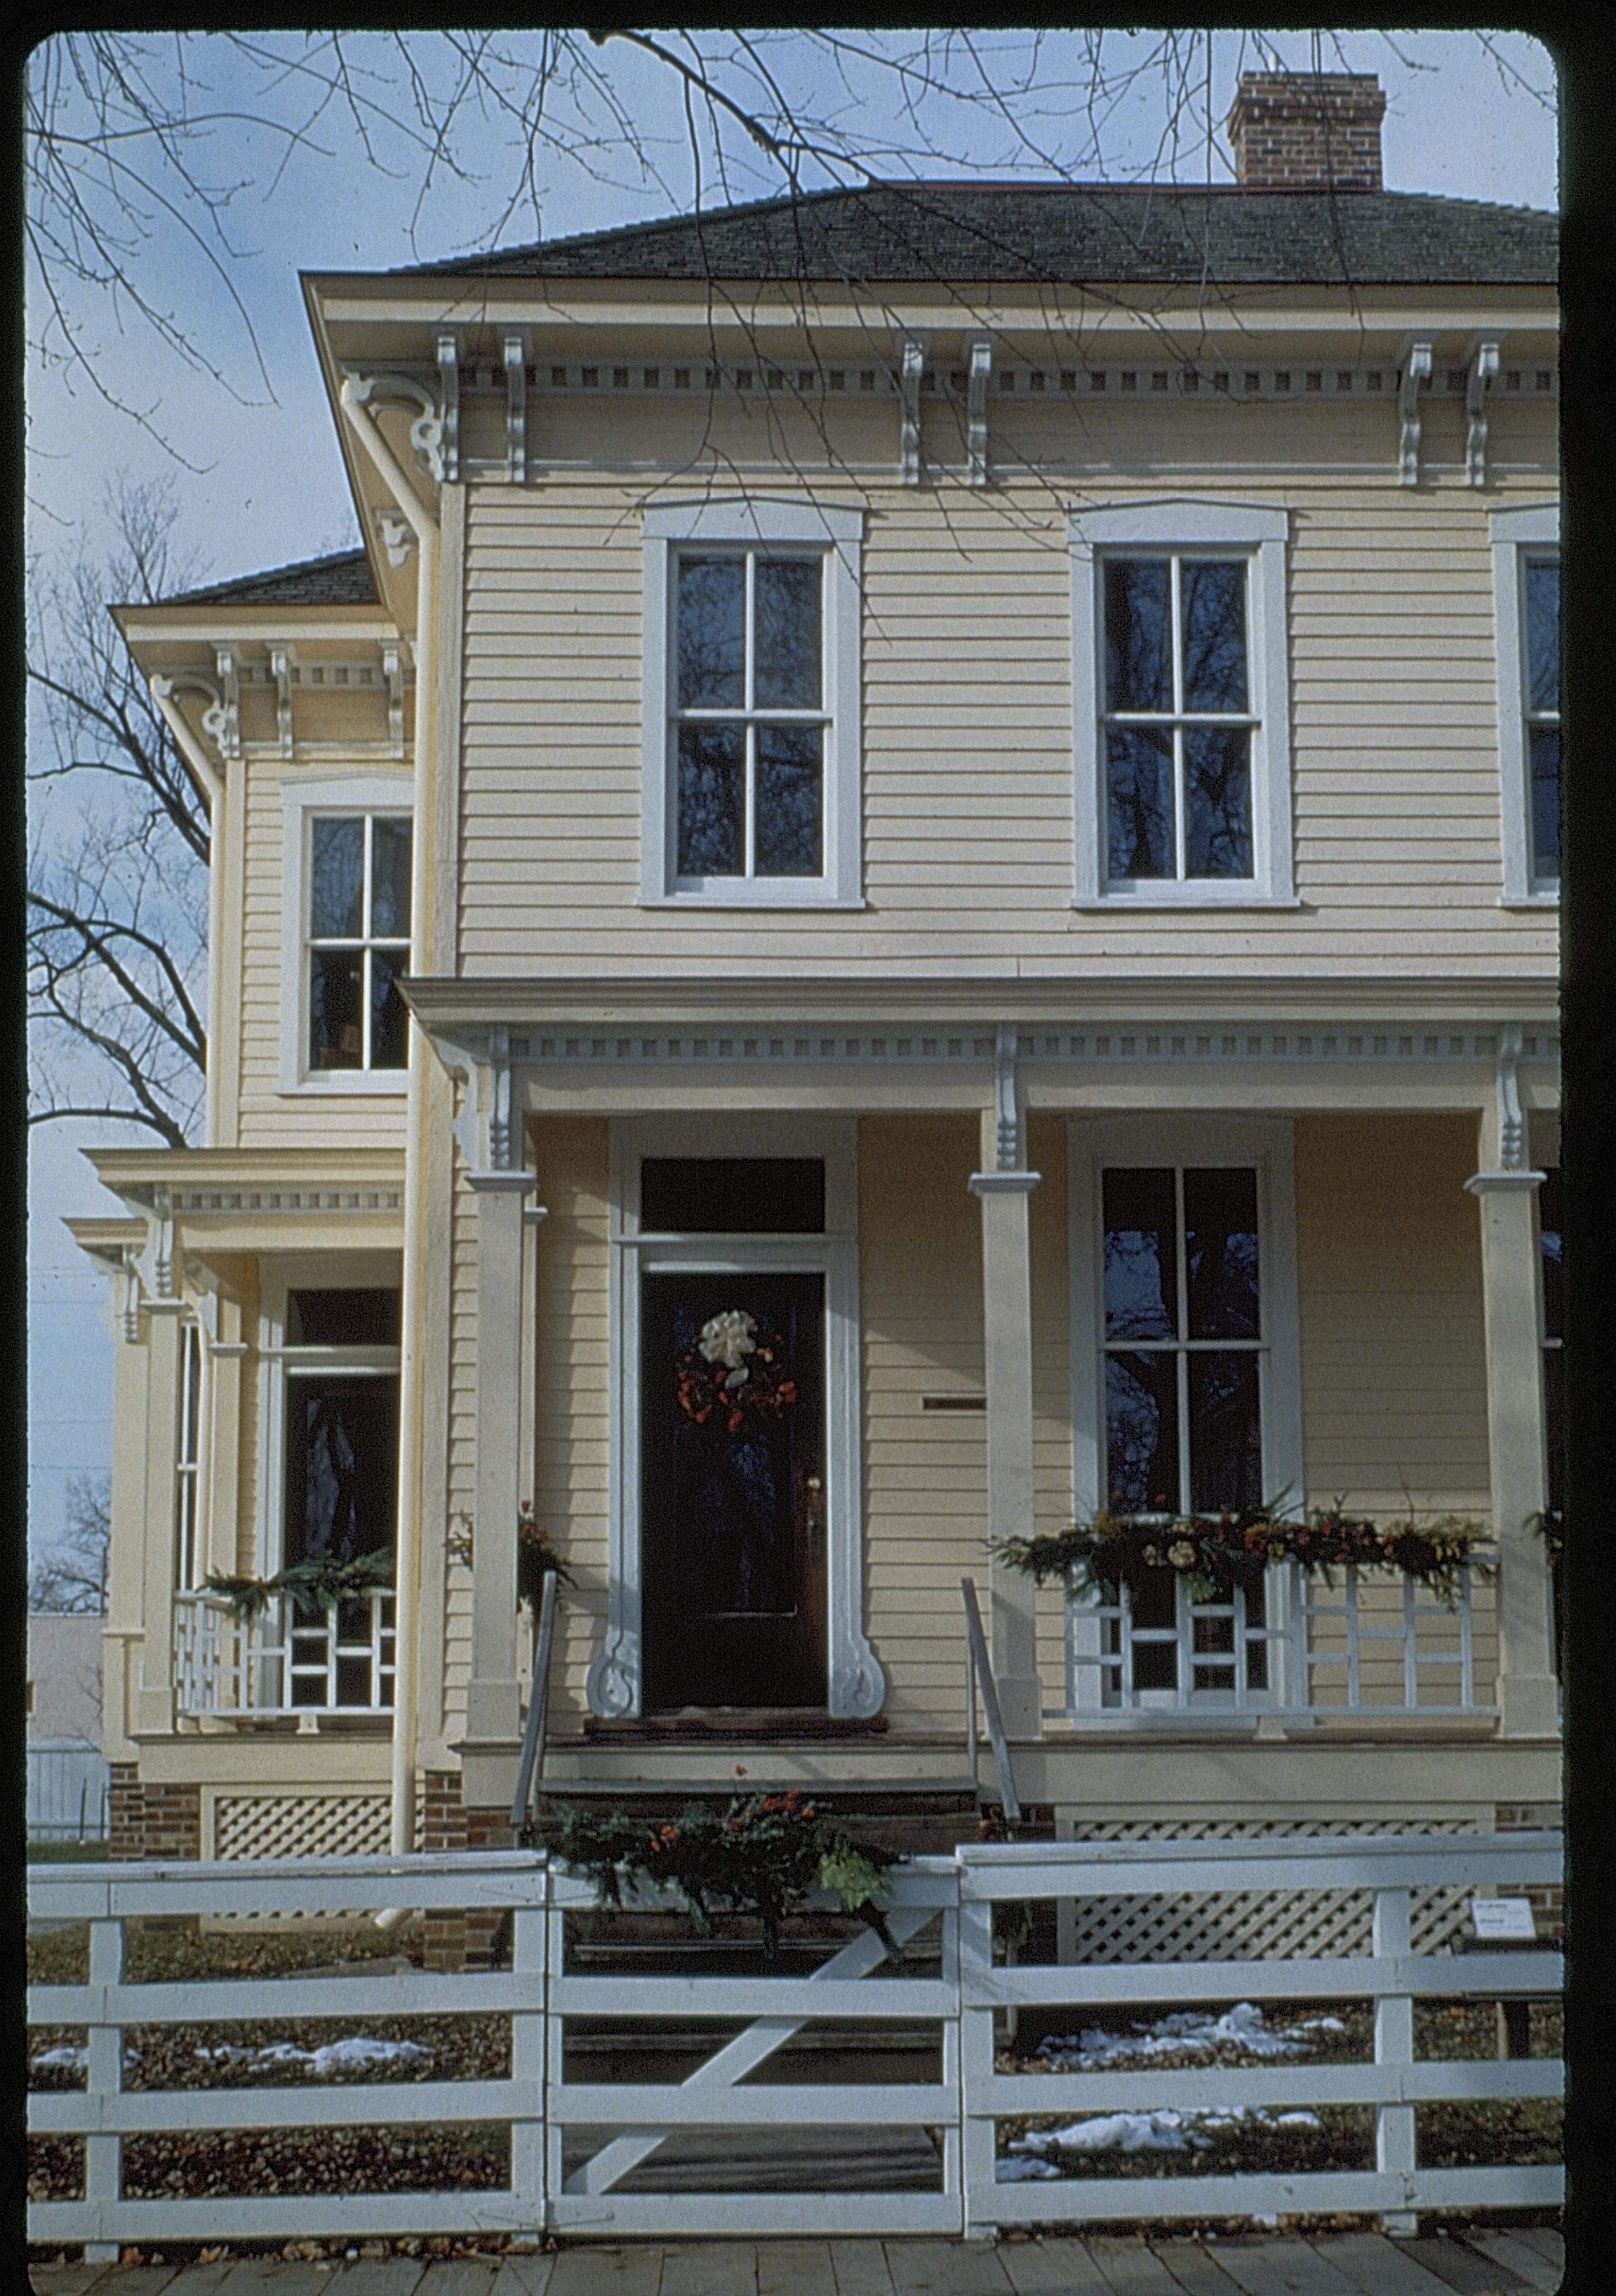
[1495, 1023, 1528, 1171]
[119, 1246, 143, 1344]
[269, 643, 296, 759]
[208, 648, 241, 759]
[899, 333, 926, 486]
[966, 335, 993, 487]
[487, 1024, 514, 1169]
[349, 370, 446, 485]
[994, 1023, 1022, 1170]
[375, 509, 416, 568]
[436, 330, 462, 484]
[504, 330, 528, 483]
[1467, 340, 1500, 488]
[382, 641, 408, 759]
[150, 671, 227, 761]
[1398, 340, 1432, 486]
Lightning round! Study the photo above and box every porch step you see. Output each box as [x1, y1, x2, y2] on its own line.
[533, 1778, 999, 1855]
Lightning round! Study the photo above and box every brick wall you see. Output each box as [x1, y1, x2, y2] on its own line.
[421, 1769, 514, 1968]
[1226, 72, 1386, 193]
[1495, 1801, 1563, 1935]
[107, 1765, 201, 1861]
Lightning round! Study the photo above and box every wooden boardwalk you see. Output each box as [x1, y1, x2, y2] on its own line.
[27, 2226, 1564, 2296]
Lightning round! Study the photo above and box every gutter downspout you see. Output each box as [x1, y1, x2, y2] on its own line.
[148, 686, 225, 1141]
[338, 376, 439, 1863]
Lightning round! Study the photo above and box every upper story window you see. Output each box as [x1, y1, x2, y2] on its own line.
[1070, 502, 1294, 909]
[281, 778, 414, 1094]
[1490, 503, 1560, 905]
[641, 500, 862, 908]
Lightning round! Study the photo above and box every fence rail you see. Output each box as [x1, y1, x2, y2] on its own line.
[27, 1831, 1561, 2255]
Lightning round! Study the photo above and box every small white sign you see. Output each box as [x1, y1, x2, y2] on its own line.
[1471, 1896, 1537, 1940]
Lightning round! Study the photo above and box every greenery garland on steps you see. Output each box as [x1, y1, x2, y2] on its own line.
[203, 1547, 396, 1622]
[540, 1787, 903, 1962]
[994, 1507, 1490, 1608]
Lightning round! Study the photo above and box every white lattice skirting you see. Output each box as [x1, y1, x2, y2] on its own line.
[1055, 1818, 1478, 1962]
[215, 1793, 394, 1860]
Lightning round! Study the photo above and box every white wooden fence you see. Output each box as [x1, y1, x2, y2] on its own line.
[27, 1832, 1561, 2255]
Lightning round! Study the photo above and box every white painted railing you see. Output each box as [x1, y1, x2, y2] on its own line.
[1059, 1561, 1490, 1721]
[28, 1831, 1561, 2255]
[174, 1589, 396, 1716]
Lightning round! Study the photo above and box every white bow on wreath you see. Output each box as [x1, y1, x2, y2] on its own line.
[697, 1308, 758, 1389]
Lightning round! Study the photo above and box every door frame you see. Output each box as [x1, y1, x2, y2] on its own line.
[587, 1113, 886, 1719]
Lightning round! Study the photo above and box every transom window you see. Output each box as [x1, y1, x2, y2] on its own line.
[306, 814, 411, 1072]
[1102, 1165, 1264, 1514]
[672, 549, 827, 881]
[1521, 556, 1560, 886]
[1102, 555, 1255, 883]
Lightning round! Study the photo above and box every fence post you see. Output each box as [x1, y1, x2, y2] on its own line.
[511, 1869, 547, 2236]
[82, 1914, 124, 2262]
[545, 1857, 566, 2227]
[939, 1867, 966, 2234]
[1373, 1883, 1418, 2236]
[958, 1882, 997, 2241]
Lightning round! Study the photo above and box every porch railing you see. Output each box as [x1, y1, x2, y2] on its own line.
[174, 1588, 396, 1717]
[1057, 1559, 1490, 1722]
[27, 1830, 1562, 2253]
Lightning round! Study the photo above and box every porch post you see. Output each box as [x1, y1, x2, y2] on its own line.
[1466, 1083, 1558, 1737]
[969, 1065, 1043, 1740]
[134, 1296, 186, 1736]
[465, 1170, 535, 1747]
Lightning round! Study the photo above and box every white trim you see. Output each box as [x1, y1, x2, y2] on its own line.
[279, 774, 415, 1096]
[1490, 503, 1559, 906]
[641, 500, 862, 909]
[1069, 500, 1294, 909]
[589, 1113, 883, 1720]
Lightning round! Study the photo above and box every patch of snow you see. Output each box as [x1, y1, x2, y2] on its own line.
[31, 2045, 88, 2071]
[996, 2156, 1062, 2181]
[1008, 2103, 1324, 2159]
[194, 2036, 432, 2076]
[1034, 2001, 1346, 2072]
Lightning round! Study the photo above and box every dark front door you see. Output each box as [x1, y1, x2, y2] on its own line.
[641, 1270, 827, 1711]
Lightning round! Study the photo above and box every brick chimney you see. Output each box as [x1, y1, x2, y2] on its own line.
[1225, 72, 1387, 192]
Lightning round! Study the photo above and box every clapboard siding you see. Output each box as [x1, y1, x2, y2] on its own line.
[451, 469, 1557, 978]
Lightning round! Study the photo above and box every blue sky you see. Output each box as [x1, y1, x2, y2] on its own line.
[25, 27, 1559, 1570]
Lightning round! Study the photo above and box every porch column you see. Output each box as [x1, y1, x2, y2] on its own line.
[133, 1297, 186, 1735]
[970, 1100, 1043, 1739]
[464, 1170, 535, 1747]
[1465, 1144, 1558, 1738]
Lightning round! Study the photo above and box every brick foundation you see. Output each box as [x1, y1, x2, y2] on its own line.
[107, 1766, 202, 1861]
[421, 1770, 516, 1969]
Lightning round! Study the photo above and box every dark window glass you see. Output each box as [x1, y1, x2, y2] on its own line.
[640, 1157, 825, 1235]
[370, 947, 409, 1069]
[370, 817, 413, 937]
[1540, 1166, 1562, 1342]
[1104, 561, 1171, 711]
[309, 948, 363, 1069]
[1530, 728, 1561, 879]
[1187, 1351, 1264, 1511]
[287, 1290, 401, 1345]
[676, 557, 745, 708]
[754, 558, 821, 707]
[1525, 559, 1560, 715]
[283, 1375, 399, 1568]
[1106, 728, 1175, 879]
[1102, 1168, 1177, 1340]
[1184, 1168, 1260, 1339]
[1105, 1351, 1180, 1513]
[676, 724, 744, 874]
[310, 818, 364, 938]
[754, 724, 823, 875]
[1183, 728, 1253, 877]
[1180, 561, 1248, 711]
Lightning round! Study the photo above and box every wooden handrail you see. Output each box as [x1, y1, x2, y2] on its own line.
[960, 1576, 1021, 1836]
[511, 1566, 560, 1835]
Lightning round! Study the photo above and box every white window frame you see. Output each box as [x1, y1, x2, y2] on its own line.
[279, 775, 415, 1094]
[1490, 502, 1560, 906]
[641, 500, 864, 909]
[175, 1318, 204, 1591]
[1069, 500, 1295, 909]
[255, 1255, 403, 1578]
[587, 1112, 886, 1721]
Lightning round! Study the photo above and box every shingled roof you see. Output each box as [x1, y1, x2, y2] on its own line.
[389, 181, 1557, 290]
[159, 549, 378, 609]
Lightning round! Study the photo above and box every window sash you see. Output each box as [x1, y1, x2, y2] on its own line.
[1521, 554, 1560, 887]
[175, 1321, 203, 1591]
[306, 813, 411, 1071]
[670, 548, 830, 884]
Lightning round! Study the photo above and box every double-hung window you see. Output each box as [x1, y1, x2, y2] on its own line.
[281, 780, 414, 1090]
[1490, 503, 1560, 902]
[642, 501, 862, 906]
[1070, 502, 1293, 907]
